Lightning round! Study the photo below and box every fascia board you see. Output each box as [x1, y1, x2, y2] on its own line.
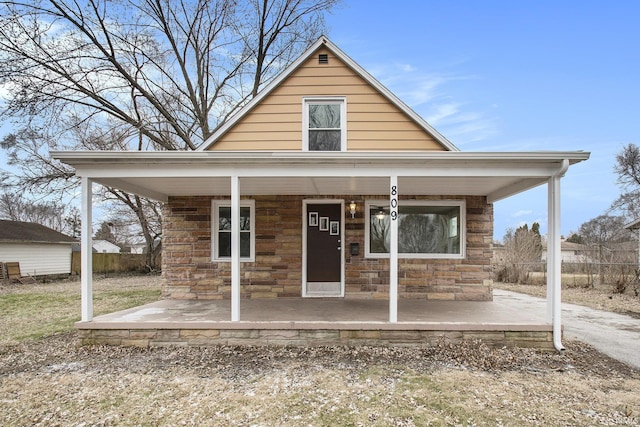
[52, 150, 590, 165]
[73, 164, 562, 178]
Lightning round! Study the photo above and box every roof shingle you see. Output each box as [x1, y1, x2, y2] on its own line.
[0, 220, 76, 244]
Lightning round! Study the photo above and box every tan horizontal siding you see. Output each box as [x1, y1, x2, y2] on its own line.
[239, 114, 300, 124]
[212, 140, 299, 150]
[214, 131, 301, 142]
[348, 140, 444, 151]
[210, 47, 446, 152]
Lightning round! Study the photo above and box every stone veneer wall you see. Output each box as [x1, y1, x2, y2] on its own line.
[162, 195, 493, 300]
[78, 328, 553, 349]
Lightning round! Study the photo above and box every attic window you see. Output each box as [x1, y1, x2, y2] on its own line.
[303, 97, 346, 151]
[318, 54, 329, 64]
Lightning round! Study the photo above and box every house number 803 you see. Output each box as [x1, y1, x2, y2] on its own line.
[390, 185, 398, 221]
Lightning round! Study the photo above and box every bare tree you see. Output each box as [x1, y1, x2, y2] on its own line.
[578, 214, 630, 247]
[495, 223, 543, 284]
[0, 191, 78, 235]
[100, 189, 163, 268]
[0, 0, 339, 269]
[576, 214, 636, 290]
[0, 0, 338, 150]
[243, 0, 337, 98]
[611, 143, 640, 221]
[2, 125, 163, 268]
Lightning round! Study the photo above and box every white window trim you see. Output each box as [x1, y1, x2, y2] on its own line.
[211, 199, 256, 262]
[302, 96, 347, 151]
[364, 199, 466, 259]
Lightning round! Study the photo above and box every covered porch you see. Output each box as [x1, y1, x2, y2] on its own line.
[52, 150, 590, 351]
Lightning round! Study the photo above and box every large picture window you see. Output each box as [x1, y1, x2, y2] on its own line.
[365, 200, 465, 259]
[303, 97, 346, 151]
[211, 200, 255, 261]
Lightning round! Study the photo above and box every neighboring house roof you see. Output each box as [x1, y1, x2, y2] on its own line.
[541, 241, 590, 252]
[197, 36, 458, 152]
[0, 220, 76, 244]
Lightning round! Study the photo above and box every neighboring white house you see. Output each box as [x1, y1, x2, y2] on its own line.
[541, 240, 592, 263]
[92, 239, 121, 253]
[0, 220, 76, 277]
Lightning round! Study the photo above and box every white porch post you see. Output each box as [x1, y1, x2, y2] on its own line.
[546, 182, 554, 323]
[80, 177, 93, 322]
[231, 175, 241, 321]
[547, 160, 568, 352]
[389, 175, 398, 323]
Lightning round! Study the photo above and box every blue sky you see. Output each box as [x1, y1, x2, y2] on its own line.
[326, 0, 640, 239]
[0, 1, 638, 241]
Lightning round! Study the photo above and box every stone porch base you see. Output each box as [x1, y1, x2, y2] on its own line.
[76, 291, 555, 349]
[78, 325, 553, 349]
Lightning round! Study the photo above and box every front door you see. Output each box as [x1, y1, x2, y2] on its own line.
[304, 202, 343, 297]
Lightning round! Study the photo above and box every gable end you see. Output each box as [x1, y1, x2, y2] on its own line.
[202, 37, 457, 152]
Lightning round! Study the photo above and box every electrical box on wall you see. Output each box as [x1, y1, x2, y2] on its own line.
[350, 242, 359, 256]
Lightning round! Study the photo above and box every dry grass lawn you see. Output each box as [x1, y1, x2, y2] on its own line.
[0, 275, 639, 426]
[0, 274, 161, 344]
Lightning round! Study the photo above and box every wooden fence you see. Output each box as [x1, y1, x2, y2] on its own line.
[71, 253, 156, 274]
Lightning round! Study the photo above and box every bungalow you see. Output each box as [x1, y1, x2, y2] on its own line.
[53, 37, 589, 350]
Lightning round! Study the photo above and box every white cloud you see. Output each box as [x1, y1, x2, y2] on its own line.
[425, 103, 460, 125]
[366, 62, 499, 147]
[399, 63, 416, 73]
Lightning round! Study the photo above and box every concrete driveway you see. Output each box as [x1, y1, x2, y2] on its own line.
[495, 289, 640, 370]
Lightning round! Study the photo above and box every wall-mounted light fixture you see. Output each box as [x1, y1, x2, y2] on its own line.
[349, 200, 357, 218]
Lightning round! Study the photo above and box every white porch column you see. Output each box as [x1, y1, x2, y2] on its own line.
[231, 175, 241, 321]
[80, 177, 93, 322]
[389, 175, 399, 323]
[547, 160, 568, 352]
[546, 182, 555, 323]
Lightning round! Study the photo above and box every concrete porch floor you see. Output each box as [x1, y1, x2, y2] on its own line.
[82, 291, 549, 330]
[76, 290, 554, 348]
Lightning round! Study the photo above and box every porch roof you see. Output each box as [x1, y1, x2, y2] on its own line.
[52, 150, 589, 203]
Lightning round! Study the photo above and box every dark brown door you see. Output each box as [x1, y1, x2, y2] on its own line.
[306, 203, 342, 294]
